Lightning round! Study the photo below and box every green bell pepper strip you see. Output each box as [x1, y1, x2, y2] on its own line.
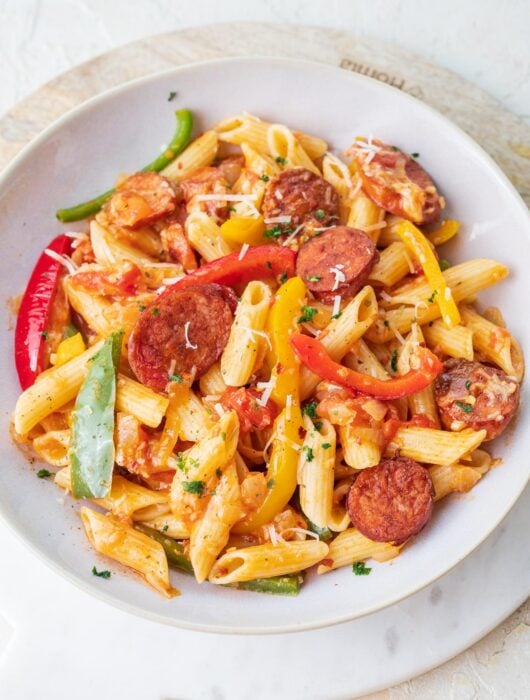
[135, 524, 302, 595]
[133, 524, 193, 575]
[56, 108, 194, 223]
[231, 575, 302, 596]
[308, 521, 333, 542]
[70, 331, 123, 498]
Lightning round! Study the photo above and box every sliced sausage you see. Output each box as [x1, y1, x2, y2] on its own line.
[128, 283, 237, 391]
[179, 166, 230, 221]
[295, 226, 379, 304]
[351, 140, 443, 224]
[262, 168, 340, 235]
[160, 222, 198, 271]
[347, 457, 434, 543]
[107, 172, 177, 229]
[434, 358, 520, 441]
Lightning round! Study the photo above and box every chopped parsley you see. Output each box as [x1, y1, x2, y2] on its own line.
[439, 259, 451, 271]
[260, 173, 270, 182]
[175, 452, 187, 472]
[303, 445, 314, 462]
[264, 225, 283, 239]
[390, 349, 398, 373]
[313, 420, 323, 430]
[182, 480, 206, 496]
[275, 156, 287, 165]
[297, 306, 318, 324]
[455, 401, 473, 413]
[167, 91, 177, 101]
[322, 443, 332, 450]
[220, 431, 227, 441]
[215, 467, 223, 479]
[37, 468, 52, 479]
[308, 521, 333, 541]
[411, 152, 420, 158]
[228, 205, 237, 213]
[266, 478, 276, 489]
[391, 145, 399, 152]
[279, 272, 288, 284]
[306, 274, 322, 282]
[352, 561, 372, 576]
[465, 380, 472, 390]
[162, 524, 169, 532]
[41, 330, 49, 340]
[302, 401, 318, 419]
[137, 303, 146, 312]
[266, 260, 272, 270]
[152, 307, 160, 316]
[314, 208, 326, 221]
[169, 373, 183, 383]
[92, 566, 111, 579]
[331, 310, 342, 320]
[427, 290, 438, 303]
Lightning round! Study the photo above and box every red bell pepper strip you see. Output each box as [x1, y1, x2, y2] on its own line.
[14, 235, 73, 390]
[159, 245, 295, 297]
[290, 333, 443, 400]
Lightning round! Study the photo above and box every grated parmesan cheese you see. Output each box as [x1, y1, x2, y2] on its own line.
[256, 377, 276, 406]
[213, 403, 225, 417]
[332, 295, 342, 319]
[44, 248, 78, 275]
[241, 326, 272, 350]
[286, 393, 293, 420]
[184, 321, 198, 349]
[281, 223, 304, 246]
[264, 216, 291, 224]
[329, 264, 346, 291]
[238, 243, 250, 261]
[282, 527, 320, 541]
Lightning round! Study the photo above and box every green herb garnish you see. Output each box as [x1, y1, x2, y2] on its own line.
[439, 259, 451, 271]
[306, 274, 322, 282]
[390, 349, 398, 373]
[275, 156, 287, 165]
[167, 91, 177, 102]
[303, 446, 314, 462]
[169, 373, 183, 383]
[182, 480, 206, 496]
[37, 469, 52, 479]
[427, 290, 438, 303]
[302, 401, 318, 419]
[314, 209, 326, 221]
[322, 443, 332, 450]
[92, 566, 111, 579]
[352, 561, 371, 576]
[297, 306, 318, 324]
[455, 401, 473, 413]
[260, 173, 270, 182]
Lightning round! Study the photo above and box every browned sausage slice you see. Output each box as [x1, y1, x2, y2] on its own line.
[434, 358, 520, 441]
[347, 457, 434, 543]
[295, 226, 379, 304]
[128, 283, 237, 391]
[107, 172, 177, 229]
[262, 168, 340, 235]
[351, 140, 443, 224]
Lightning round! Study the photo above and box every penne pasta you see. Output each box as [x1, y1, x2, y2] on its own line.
[161, 130, 218, 181]
[298, 417, 336, 528]
[186, 211, 233, 262]
[317, 528, 400, 574]
[386, 426, 487, 465]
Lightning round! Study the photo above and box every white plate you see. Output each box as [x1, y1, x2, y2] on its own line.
[0, 57, 528, 634]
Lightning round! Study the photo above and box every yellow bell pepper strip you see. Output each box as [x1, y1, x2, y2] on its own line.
[266, 276, 307, 406]
[396, 220, 461, 328]
[53, 332, 86, 367]
[233, 404, 304, 534]
[427, 219, 460, 246]
[219, 216, 266, 246]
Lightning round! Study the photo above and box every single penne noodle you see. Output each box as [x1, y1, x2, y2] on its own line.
[347, 189, 385, 242]
[131, 503, 190, 539]
[317, 528, 400, 574]
[116, 374, 169, 428]
[459, 304, 524, 380]
[368, 242, 412, 287]
[199, 362, 227, 396]
[161, 130, 218, 181]
[467, 448, 493, 474]
[423, 318, 474, 361]
[14, 340, 104, 435]
[344, 339, 390, 379]
[327, 505, 351, 533]
[55, 467, 168, 517]
[322, 153, 354, 201]
[172, 389, 211, 442]
[366, 260, 509, 343]
[385, 426, 487, 465]
[240, 141, 280, 178]
[429, 463, 485, 501]
[300, 286, 378, 399]
[66, 281, 117, 337]
[298, 417, 336, 528]
[209, 540, 329, 584]
[377, 214, 408, 246]
[33, 429, 70, 467]
[80, 506, 178, 597]
[398, 324, 440, 426]
[221, 281, 272, 386]
[267, 124, 320, 175]
[186, 211, 233, 262]
[340, 424, 381, 470]
[214, 113, 327, 160]
[189, 462, 244, 583]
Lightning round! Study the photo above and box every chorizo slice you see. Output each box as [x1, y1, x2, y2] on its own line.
[179, 166, 231, 221]
[295, 226, 379, 304]
[128, 283, 237, 391]
[347, 457, 434, 543]
[107, 172, 177, 229]
[434, 358, 520, 441]
[351, 140, 443, 224]
[262, 168, 340, 236]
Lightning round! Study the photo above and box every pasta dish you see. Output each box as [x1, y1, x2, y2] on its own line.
[11, 109, 524, 597]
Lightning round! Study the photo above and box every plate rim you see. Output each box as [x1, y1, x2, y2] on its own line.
[1, 55, 529, 634]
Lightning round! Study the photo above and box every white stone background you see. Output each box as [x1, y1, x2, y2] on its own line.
[0, 1, 529, 699]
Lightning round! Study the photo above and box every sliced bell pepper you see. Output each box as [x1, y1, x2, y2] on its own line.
[159, 245, 295, 296]
[219, 216, 266, 246]
[427, 219, 460, 246]
[56, 108, 194, 222]
[266, 276, 306, 407]
[233, 404, 304, 534]
[14, 234, 73, 390]
[70, 331, 123, 498]
[290, 333, 443, 400]
[53, 332, 86, 366]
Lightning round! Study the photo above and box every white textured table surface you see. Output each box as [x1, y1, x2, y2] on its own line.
[0, 2, 529, 698]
